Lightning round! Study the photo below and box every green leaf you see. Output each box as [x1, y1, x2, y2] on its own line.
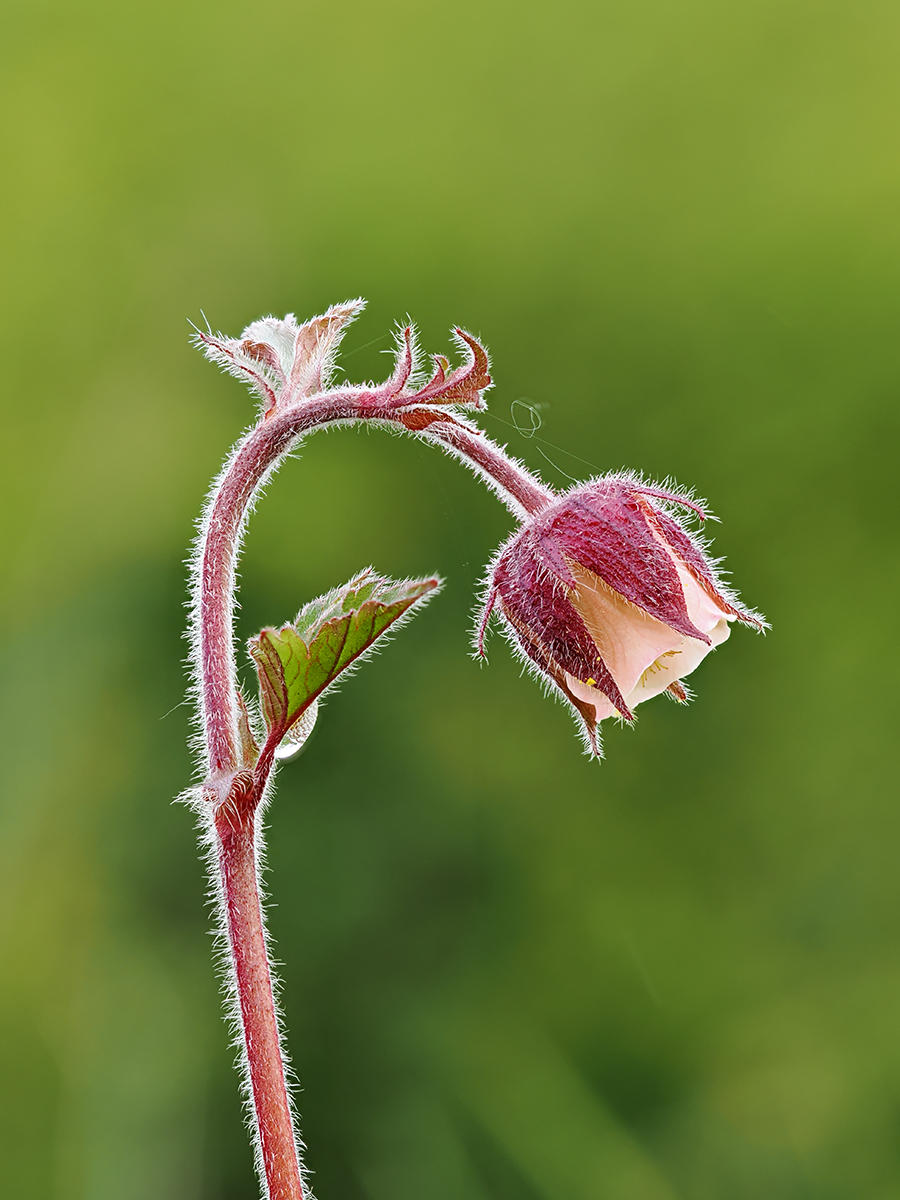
[248, 568, 439, 745]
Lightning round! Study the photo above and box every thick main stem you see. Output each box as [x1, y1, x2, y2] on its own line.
[216, 805, 304, 1200]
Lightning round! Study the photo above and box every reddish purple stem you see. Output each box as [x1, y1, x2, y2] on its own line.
[216, 798, 304, 1200]
[195, 389, 554, 1200]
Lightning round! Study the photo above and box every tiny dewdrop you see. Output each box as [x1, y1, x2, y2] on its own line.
[272, 700, 319, 762]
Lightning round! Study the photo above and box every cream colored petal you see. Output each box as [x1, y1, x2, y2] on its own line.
[566, 558, 735, 723]
[673, 561, 731, 634]
[568, 562, 684, 699]
[623, 618, 730, 710]
[564, 674, 621, 721]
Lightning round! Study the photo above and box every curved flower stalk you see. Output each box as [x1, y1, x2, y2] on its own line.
[191, 302, 551, 781]
[187, 301, 550, 1200]
[185, 299, 764, 1199]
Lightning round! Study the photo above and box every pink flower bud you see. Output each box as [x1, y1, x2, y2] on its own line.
[478, 475, 766, 755]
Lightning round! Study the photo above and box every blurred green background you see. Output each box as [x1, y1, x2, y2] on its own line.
[2, 1, 898, 1196]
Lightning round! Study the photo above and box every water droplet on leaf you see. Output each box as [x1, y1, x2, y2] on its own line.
[274, 700, 318, 761]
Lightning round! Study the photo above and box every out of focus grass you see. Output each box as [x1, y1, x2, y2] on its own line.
[2, 1, 899, 1197]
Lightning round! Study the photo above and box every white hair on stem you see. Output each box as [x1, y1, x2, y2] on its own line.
[185, 787, 315, 1199]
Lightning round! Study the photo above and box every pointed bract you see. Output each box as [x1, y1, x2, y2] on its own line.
[288, 300, 367, 398]
[412, 329, 492, 408]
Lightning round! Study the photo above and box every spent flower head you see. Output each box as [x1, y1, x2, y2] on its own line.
[195, 300, 366, 414]
[194, 299, 492, 420]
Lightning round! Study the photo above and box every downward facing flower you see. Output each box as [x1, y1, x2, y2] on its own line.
[478, 475, 766, 754]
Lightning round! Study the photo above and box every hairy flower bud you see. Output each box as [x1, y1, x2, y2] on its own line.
[478, 475, 766, 754]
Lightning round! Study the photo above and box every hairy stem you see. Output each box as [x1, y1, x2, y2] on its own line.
[424, 420, 552, 518]
[193, 390, 553, 1199]
[216, 800, 304, 1200]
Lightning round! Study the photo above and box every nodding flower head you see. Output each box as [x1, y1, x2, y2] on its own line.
[477, 475, 766, 755]
[194, 299, 367, 414]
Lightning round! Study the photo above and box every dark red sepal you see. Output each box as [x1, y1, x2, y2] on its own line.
[536, 481, 710, 644]
[648, 506, 765, 629]
[493, 539, 633, 721]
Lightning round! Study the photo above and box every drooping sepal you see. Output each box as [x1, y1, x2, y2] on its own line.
[490, 537, 634, 725]
[248, 569, 439, 757]
[644, 505, 768, 630]
[542, 482, 711, 644]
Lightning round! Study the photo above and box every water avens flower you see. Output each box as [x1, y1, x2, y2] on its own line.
[185, 299, 765, 1199]
[478, 475, 766, 754]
